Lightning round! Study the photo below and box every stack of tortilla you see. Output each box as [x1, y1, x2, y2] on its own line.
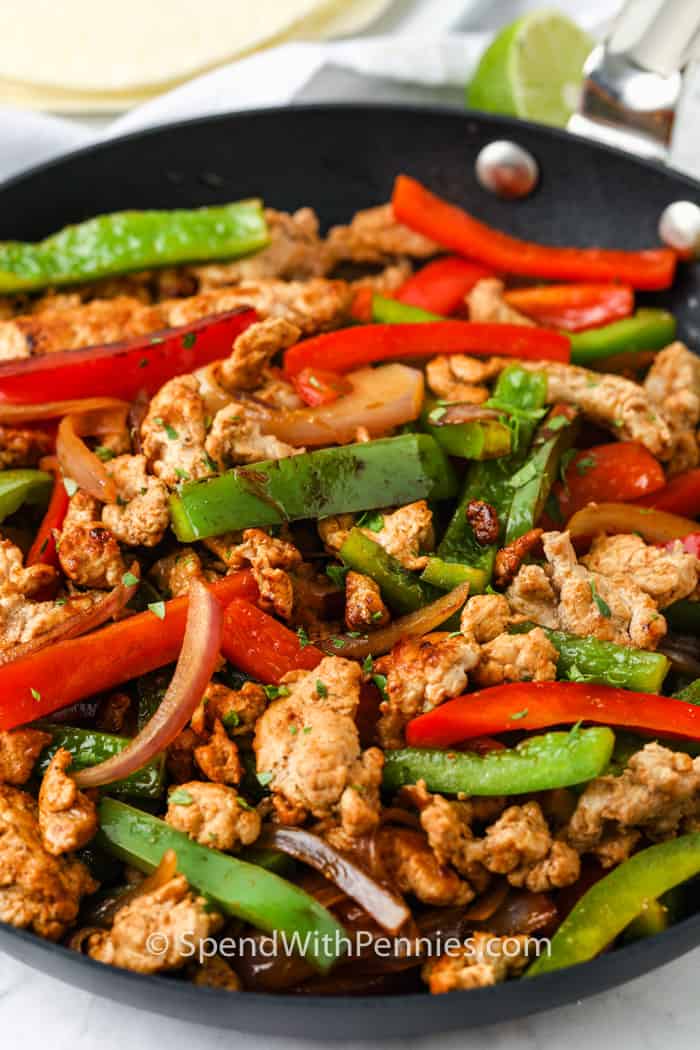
[0, 0, 393, 111]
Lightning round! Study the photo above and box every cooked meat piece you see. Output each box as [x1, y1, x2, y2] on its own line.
[322, 502, 435, 571]
[167, 728, 200, 785]
[204, 399, 302, 468]
[375, 633, 481, 749]
[0, 728, 51, 785]
[468, 278, 534, 326]
[460, 593, 512, 643]
[374, 826, 474, 907]
[38, 748, 97, 856]
[465, 499, 500, 545]
[506, 563, 560, 629]
[644, 341, 700, 476]
[566, 742, 700, 853]
[318, 513, 357, 555]
[191, 954, 242, 991]
[0, 784, 97, 939]
[194, 719, 242, 786]
[149, 548, 211, 597]
[344, 571, 390, 631]
[166, 781, 260, 851]
[191, 680, 267, 738]
[215, 317, 301, 392]
[0, 425, 53, 469]
[193, 208, 328, 287]
[252, 368, 304, 411]
[414, 791, 489, 893]
[87, 873, 222, 975]
[161, 279, 352, 336]
[582, 533, 698, 609]
[468, 802, 580, 892]
[350, 259, 413, 298]
[422, 931, 530, 993]
[425, 354, 505, 403]
[517, 361, 673, 459]
[472, 628, 559, 688]
[58, 492, 126, 588]
[101, 454, 170, 547]
[592, 829, 641, 868]
[324, 203, 439, 265]
[253, 656, 383, 836]
[141, 374, 213, 488]
[95, 692, 132, 734]
[205, 528, 302, 620]
[494, 528, 544, 589]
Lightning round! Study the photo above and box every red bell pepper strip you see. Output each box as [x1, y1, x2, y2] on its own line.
[406, 681, 700, 746]
[0, 308, 257, 406]
[662, 532, 700, 557]
[392, 175, 677, 292]
[396, 257, 493, 315]
[26, 468, 69, 570]
[284, 321, 570, 376]
[634, 469, 700, 518]
[504, 283, 634, 332]
[0, 571, 258, 732]
[291, 367, 352, 407]
[553, 442, 666, 520]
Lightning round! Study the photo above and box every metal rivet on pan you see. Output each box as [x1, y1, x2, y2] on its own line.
[475, 141, 539, 199]
[658, 200, 700, 259]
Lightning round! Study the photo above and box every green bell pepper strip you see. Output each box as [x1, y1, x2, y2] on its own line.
[673, 678, 700, 705]
[371, 294, 444, 324]
[0, 469, 52, 523]
[0, 201, 269, 293]
[420, 556, 487, 595]
[622, 886, 685, 943]
[420, 400, 512, 460]
[36, 725, 165, 799]
[527, 834, 700, 977]
[134, 667, 172, 729]
[509, 623, 670, 693]
[567, 308, 676, 367]
[437, 367, 548, 578]
[170, 434, 457, 542]
[665, 599, 700, 635]
[96, 798, 346, 974]
[382, 728, 614, 796]
[504, 408, 579, 544]
[339, 528, 439, 615]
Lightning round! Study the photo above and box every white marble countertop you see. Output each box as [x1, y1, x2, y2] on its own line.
[3, 944, 700, 1047]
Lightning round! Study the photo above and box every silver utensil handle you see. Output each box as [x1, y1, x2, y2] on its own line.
[610, 0, 700, 75]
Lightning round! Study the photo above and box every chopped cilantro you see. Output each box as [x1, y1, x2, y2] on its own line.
[221, 710, 241, 730]
[122, 571, 139, 587]
[54, 597, 67, 607]
[150, 335, 165, 345]
[257, 771, 273, 787]
[147, 600, 166, 620]
[372, 673, 388, 700]
[63, 477, 78, 497]
[163, 421, 179, 440]
[330, 636, 346, 649]
[30, 687, 41, 702]
[94, 445, 116, 462]
[202, 453, 218, 473]
[428, 405, 447, 424]
[263, 684, 290, 700]
[169, 788, 194, 806]
[289, 725, 298, 735]
[174, 467, 190, 482]
[303, 726, 312, 735]
[182, 331, 197, 349]
[545, 415, 570, 432]
[509, 708, 528, 721]
[370, 610, 384, 622]
[558, 448, 577, 490]
[138, 357, 149, 368]
[357, 509, 384, 532]
[308, 374, 322, 390]
[316, 679, 328, 698]
[362, 655, 374, 674]
[575, 455, 596, 476]
[236, 796, 254, 811]
[325, 563, 348, 588]
[296, 626, 311, 648]
[590, 578, 611, 618]
[39, 537, 48, 555]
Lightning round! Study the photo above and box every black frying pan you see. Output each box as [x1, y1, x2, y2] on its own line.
[0, 104, 698, 1039]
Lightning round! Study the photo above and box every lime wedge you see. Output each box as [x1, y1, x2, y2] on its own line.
[467, 9, 594, 128]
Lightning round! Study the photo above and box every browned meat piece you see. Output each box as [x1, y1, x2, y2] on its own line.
[38, 749, 97, 856]
[472, 628, 558, 688]
[191, 680, 267, 738]
[465, 500, 500, 546]
[0, 784, 97, 940]
[87, 873, 221, 975]
[422, 931, 530, 993]
[191, 954, 242, 990]
[344, 571, 390, 631]
[0, 728, 51, 785]
[194, 719, 242, 785]
[582, 533, 698, 609]
[95, 692, 132, 734]
[167, 728, 200, 784]
[374, 826, 473, 907]
[349, 259, 413, 298]
[193, 208, 328, 287]
[149, 548, 212, 597]
[215, 317, 301, 392]
[644, 341, 700, 476]
[166, 781, 261, 851]
[319, 502, 434, 571]
[204, 399, 302, 468]
[425, 354, 505, 403]
[102, 454, 170, 547]
[141, 374, 213, 488]
[58, 492, 126, 589]
[494, 528, 544, 589]
[0, 425, 53, 469]
[254, 656, 383, 836]
[324, 203, 439, 265]
[375, 634, 481, 749]
[468, 278, 535, 326]
[566, 742, 700, 855]
[459, 593, 512, 643]
[205, 528, 302, 620]
[506, 563, 560, 628]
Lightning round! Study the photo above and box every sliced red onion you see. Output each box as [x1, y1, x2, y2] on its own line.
[56, 414, 117, 503]
[260, 827, 410, 935]
[74, 580, 222, 789]
[0, 397, 128, 424]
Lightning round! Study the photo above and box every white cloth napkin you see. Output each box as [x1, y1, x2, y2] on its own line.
[0, 0, 696, 184]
